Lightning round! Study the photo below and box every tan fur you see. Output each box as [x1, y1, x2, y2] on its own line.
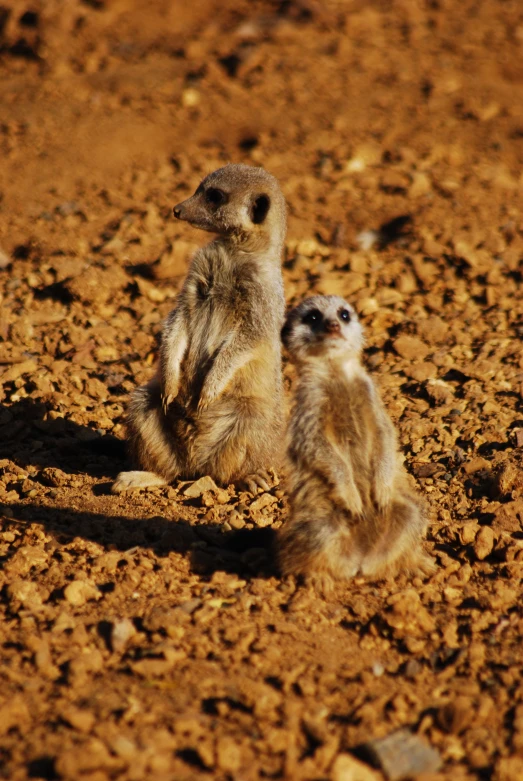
[113, 164, 286, 494]
[278, 295, 434, 590]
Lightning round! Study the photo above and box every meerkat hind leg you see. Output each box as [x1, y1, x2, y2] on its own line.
[359, 499, 434, 579]
[111, 470, 168, 494]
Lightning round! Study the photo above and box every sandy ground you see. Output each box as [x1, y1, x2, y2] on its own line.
[1, 1, 523, 779]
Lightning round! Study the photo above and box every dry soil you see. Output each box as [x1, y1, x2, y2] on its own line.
[1, 1, 523, 780]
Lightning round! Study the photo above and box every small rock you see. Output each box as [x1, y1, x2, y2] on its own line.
[181, 87, 200, 107]
[216, 736, 242, 773]
[0, 247, 11, 269]
[385, 590, 436, 638]
[463, 457, 491, 475]
[250, 493, 277, 512]
[183, 476, 218, 498]
[40, 467, 69, 486]
[404, 659, 422, 678]
[491, 461, 519, 499]
[143, 604, 192, 633]
[0, 359, 37, 383]
[493, 500, 523, 533]
[412, 462, 441, 478]
[362, 728, 442, 780]
[60, 706, 96, 733]
[110, 618, 137, 653]
[393, 335, 430, 361]
[425, 378, 454, 405]
[331, 753, 380, 781]
[7, 579, 43, 610]
[64, 580, 101, 607]
[356, 230, 380, 251]
[228, 511, 246, 530]
[403, 362, 437, 382]
[417, 315, 449, 345]
[459, 522, 480, 545]
[0, 695, 31, 736]
[474, 527, 495, 561]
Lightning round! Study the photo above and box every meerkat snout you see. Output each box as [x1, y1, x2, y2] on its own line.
[324, 319, 341, 335]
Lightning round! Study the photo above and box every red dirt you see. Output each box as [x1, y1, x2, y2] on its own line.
[1, 1, 523, 779]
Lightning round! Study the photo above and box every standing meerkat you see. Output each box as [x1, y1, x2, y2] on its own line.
[112, 164, 286, 495]
[279, 295, 434, 590]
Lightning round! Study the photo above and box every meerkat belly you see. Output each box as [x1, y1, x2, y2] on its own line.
[327, 376, 378, 481]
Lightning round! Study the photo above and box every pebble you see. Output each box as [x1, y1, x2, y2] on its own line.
[63, 580, 102, 607]
[183, 475, 219, 498]
[393, 335, 430, 361]
[331, 753, 381, 781]
[474, 527, 495, 560]
[362, 729, 442, 780]
[110, 618, 137, 653]
[228, 511, 246, 530]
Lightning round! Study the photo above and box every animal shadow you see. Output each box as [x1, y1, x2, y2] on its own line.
[0, 398, 127, 478]
[0, 500, 277, 580]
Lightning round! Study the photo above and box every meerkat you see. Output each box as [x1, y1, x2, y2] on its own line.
[112, 164, 287, 495]
[278, 295, 434, 590]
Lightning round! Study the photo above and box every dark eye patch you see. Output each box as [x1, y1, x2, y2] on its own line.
[302, 308, 323, 328]
[338, 308, 351, 323]
[205, 187, 227, 207]
[251, 193, 271, 224]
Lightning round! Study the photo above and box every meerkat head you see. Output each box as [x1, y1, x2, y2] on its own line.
[173, 164, 287, 251]
[282, 295, 364, 363]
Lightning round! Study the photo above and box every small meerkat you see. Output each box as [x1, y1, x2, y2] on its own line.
[112, 164, 287, 495]
[279, 295, 434, 590]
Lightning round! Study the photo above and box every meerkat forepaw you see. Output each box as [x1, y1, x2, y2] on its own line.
[161, 394, 175, 414]
[333, 488, 363, 517]
[373, 483, 394, 512]
[197, 396, 210, 414]
[161, 379, 180, 415]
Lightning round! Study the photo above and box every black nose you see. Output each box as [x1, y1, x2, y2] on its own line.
[173, 205, 182, 219]
[325, 320, 340, 333]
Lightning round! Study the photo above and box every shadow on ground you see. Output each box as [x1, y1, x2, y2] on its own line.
[0, 398, 127, 478]
[0, 500, 277, 579]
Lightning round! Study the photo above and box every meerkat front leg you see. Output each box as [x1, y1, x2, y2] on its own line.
[197, 334, 253, 412]
[290, 435, 363, 517]
[160, 308, 188, 413]
[371, 406, 398, 511]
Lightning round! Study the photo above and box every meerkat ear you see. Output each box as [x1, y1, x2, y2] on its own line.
[250, 193, 271, 224]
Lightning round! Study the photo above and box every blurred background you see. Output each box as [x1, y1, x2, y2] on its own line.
[1, 0, 522, 256]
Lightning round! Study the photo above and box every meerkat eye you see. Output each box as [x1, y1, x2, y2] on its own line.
[339, 309, 351, 323]
[205, 187, 227, 207]
[250, 193, 271, 224]
[302, 309, 322, 327]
